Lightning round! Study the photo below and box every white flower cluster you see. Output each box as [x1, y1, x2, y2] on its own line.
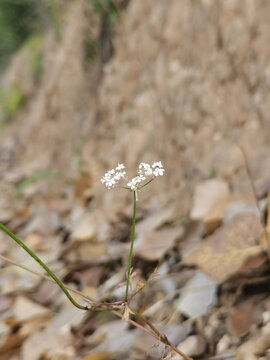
[100, 163, 126, 189]
[126, 175, 146, 191]
[138, 161, 165, 177]
[100, 161, 164, 191]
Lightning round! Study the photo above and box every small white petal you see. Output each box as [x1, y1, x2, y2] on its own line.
[152, 161, 162, 168]
[116, 163, 125, 171]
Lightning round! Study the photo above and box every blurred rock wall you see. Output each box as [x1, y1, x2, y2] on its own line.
[1, 0, 270, 214]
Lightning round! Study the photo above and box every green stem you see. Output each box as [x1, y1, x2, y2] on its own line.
[125, 190, 137, 301]
[0, 223, 88, 310]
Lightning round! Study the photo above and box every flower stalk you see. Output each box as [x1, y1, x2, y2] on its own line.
[100, 161, 165, 301]
[125, 189, 137, 301]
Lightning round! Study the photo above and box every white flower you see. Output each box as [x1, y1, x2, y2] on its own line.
[153, 167, 165, 176]
[100, 165, 126, 189]
[116, 163, 125, 171]
[138, 162, 153, 176]
[151, 161, 164, 177]
[152, 161, 163, 168]
[101, 161, 164, 190]
[127, 175, 145, 190]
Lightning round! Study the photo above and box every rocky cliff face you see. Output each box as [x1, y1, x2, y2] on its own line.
[1, 0, 270, 215]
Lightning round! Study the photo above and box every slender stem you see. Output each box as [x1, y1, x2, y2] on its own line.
[0, 223, 88, 310]
[130, 308, 193, 360]
[125, 190, 137, 301]
[0, 254, 96, 304]
[138, 177, 154, 190]
[0, 228, 192, 358]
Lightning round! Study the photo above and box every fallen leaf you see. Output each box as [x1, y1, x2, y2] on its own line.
[259, 191, 270, 250]
[0, 316, 51, 354]
[0, 321, 10, 350]
[229, 296, 263, 337]
[136, 207, 175, 234]
[0, 323, 23, 354]
[134, 323, 192, 358]
[205, 195, 256, 234]
[183, 214, 265, 283]
[85, 320, 137, 355]
[175, 335, 206, 358]
[190, 179, 230, 220]
[235, 323, 270, 360]
[32, 280, 61, 306]
[22, 305, 85, 360]
[71, 214, 97, 243]
[78, 243, 107, 262]
[74, 171, 92, 203]
[83, 354, 112, 360]
[223, 202, 259, 225]
[0, 296, 12, 313]
[24, 204, 61, 235]
[122, 305, 130, 322]
[24, 233, 44, 252]
[174, 271, 217, 318]
[72, 266, 104, 287]
[134, 226, 184, 261]
[11, 296, 52, 322]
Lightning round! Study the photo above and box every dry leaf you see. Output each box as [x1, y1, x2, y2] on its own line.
[135, 226, 184, 261]
[83, 354, 112, 360]
[174, 335, 206, 358]
[74, 171, 92, 203]
[205, 195, 255, 234]
[71, 214, 97, 243]
[235, 323, 270, 360]
[259, 191, 270, 250]
[134, 323, 192, 358]
[122, 305, 130, 322]
[33, 280, 61, 306]
[78, 243, 107, 262]
[136, 207, 174, 234]
[229, 296, 263, 337]
[11, 296, 52, 322]
[22, 305, 85, 360]
[174, 271, 217, 318]
[0, 316, 51, 354]
[24, 204, 61, 236]
[24, 233, 45, 252]
[85, 320, 136, 355]
[183, 214, 265, 283]
[190, 179, 230, 221]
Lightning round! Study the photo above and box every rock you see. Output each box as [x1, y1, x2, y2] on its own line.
[190, 179, 230, 220]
